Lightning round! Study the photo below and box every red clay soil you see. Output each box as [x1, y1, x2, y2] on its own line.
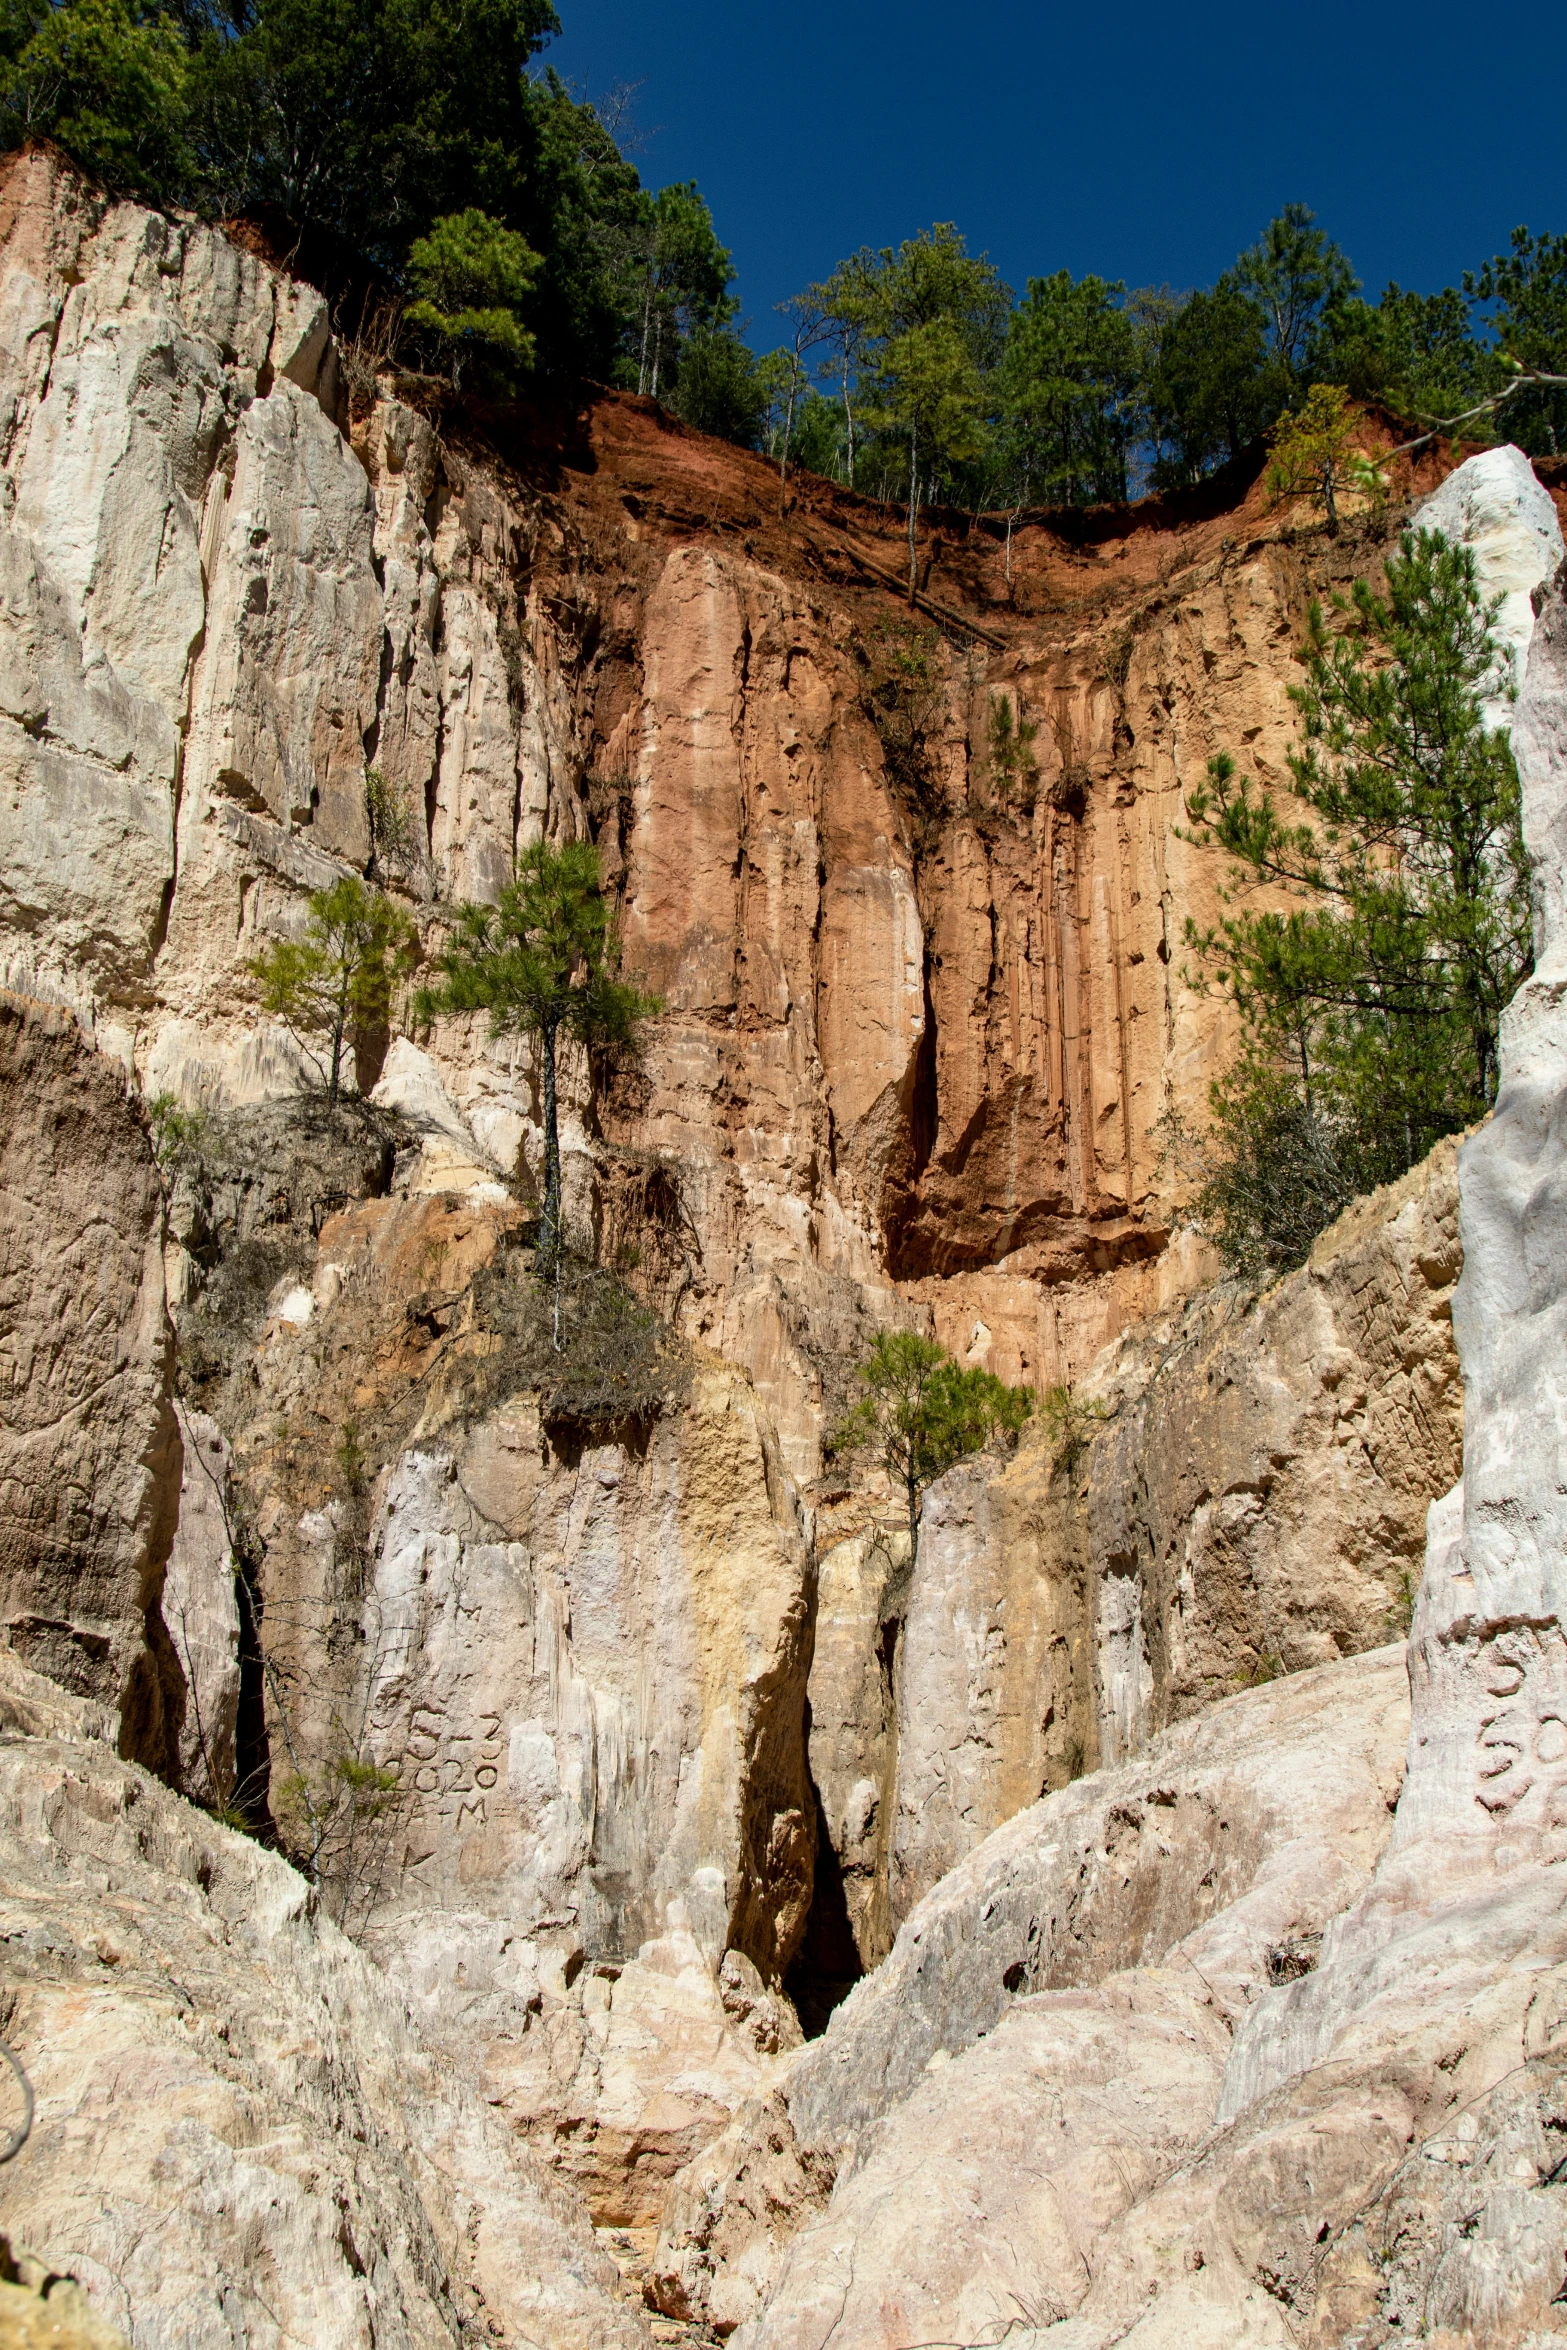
[455, 382, 1545, 665]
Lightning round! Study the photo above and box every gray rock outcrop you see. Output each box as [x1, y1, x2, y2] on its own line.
[159, 1403, 241, 1806]
[1410, 442, 1562, 725]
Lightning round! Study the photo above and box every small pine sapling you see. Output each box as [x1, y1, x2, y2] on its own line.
[417, 840, 659, 1270]
[250, 877, 419, 1105]
[1265, 385, 1385, 536]
[833, 1330, 1032, 1558]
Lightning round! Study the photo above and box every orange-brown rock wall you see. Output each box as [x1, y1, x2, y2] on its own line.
[0, 144, 1493, 1485]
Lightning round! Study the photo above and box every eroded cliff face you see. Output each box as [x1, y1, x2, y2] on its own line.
[655, 1646, 1413, 2337]
[0, 143, 1523, 1485]
[0, 1649, 649, 2349]
[157, 1124, 818, 2223]
[2, 149, 1556, 2338]
[793, 1134, 1461, 1977]
[649, 516, 1567, 2350]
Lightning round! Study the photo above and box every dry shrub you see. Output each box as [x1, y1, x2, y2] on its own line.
[478, 1252, 692, 1429]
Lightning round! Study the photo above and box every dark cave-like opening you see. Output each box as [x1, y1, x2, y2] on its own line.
[783, 1768, 864, 2040]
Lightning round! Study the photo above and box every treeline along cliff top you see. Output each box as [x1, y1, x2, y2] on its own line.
[2, 0, 1564, 511]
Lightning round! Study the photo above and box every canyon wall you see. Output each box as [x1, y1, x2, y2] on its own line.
[156, 1113, 819, 2224]
[792, 1133, 1461, 1981]
[651, 518, 1567, 2350]
[1, 142, 1523, 1486]
[2, 148, 1560, 2342]
[0, 989, 180, 1768]
[656, 1644, 1414, 2337]
[0, 1647, 649, 2349]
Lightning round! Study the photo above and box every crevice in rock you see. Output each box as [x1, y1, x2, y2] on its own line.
[880, 960, 938, 1277]
[425, 601, 444, 858]
[232, 1546, 276, 1839]
[783, 1749, 864, 2040]
[363, 626, 393, 782]
[149, 611, 206, 971]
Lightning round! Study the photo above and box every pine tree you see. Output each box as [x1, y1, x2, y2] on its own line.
[833, 1331, 1031, 1558]
[817, 225, 1010, 594]
[250, 877, 418, 1106]
[1185, 528, 1534, 1270]
[405, 208, 541, 383]
[1264, 384, 1385, 536]
[417, 841, 657, 1268]
[994, 270, 1141, 506]
[1233, 203, 1358, 381]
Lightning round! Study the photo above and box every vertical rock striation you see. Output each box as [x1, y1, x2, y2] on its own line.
[803, 1134, 1461, 1966]
[653, 455, 1567, 2349]
[0, 146, 1524, 1481]
[3, 152, 1563, 2318]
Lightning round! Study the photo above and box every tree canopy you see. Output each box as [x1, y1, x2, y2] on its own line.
[250, 875, 418, 1105]
[405, 207, 540, 383]
[0, 0, 725, 385]
[1264, 383, 1386, 536]
[832, 1330, 1032, 1553]
[813, 223, 1010, 589]
[994, 270, 1141, 507]
[1, 17, 1562, 483]
[763, 201, 1565, 513]
[1233, 202, 1358, 382]
[632, 178, 734, 398]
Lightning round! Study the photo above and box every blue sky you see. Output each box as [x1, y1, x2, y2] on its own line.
[544, 0, 1566, 349]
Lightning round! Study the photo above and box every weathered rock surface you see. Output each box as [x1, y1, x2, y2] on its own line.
[0, 1649, 647, 2350]
[1411, 443, 1563, 724]
[656, 1645, 1408, 2338]
[0, 991, 179, 1769]
[161, 1143, 816, 2220]
[4, 152, 1564, 2332]
[1077, 1130, 1463, 1768]
[785, 444, 1556, 1975]
[0, 2240, 130, 2350]
[356, 1329, 816, 2225]
[1516, 544, 1567, 960]
[1193, 539, 1567, 2346]
[803, 1133, 1460, 1971]
[159, 1404, 240, 1807]
[674, 463, 1567, 2350]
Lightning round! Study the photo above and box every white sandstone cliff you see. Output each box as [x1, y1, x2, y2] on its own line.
[0, 1649, 649, 2349]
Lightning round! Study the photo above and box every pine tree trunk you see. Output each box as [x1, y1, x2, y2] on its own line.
[907, 425, 919, 603]
[539, 1015, 562, 1270]
[780, 373, 796, 516]
[639, 275, 653, 396]
[329, 970, 349, 1106]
